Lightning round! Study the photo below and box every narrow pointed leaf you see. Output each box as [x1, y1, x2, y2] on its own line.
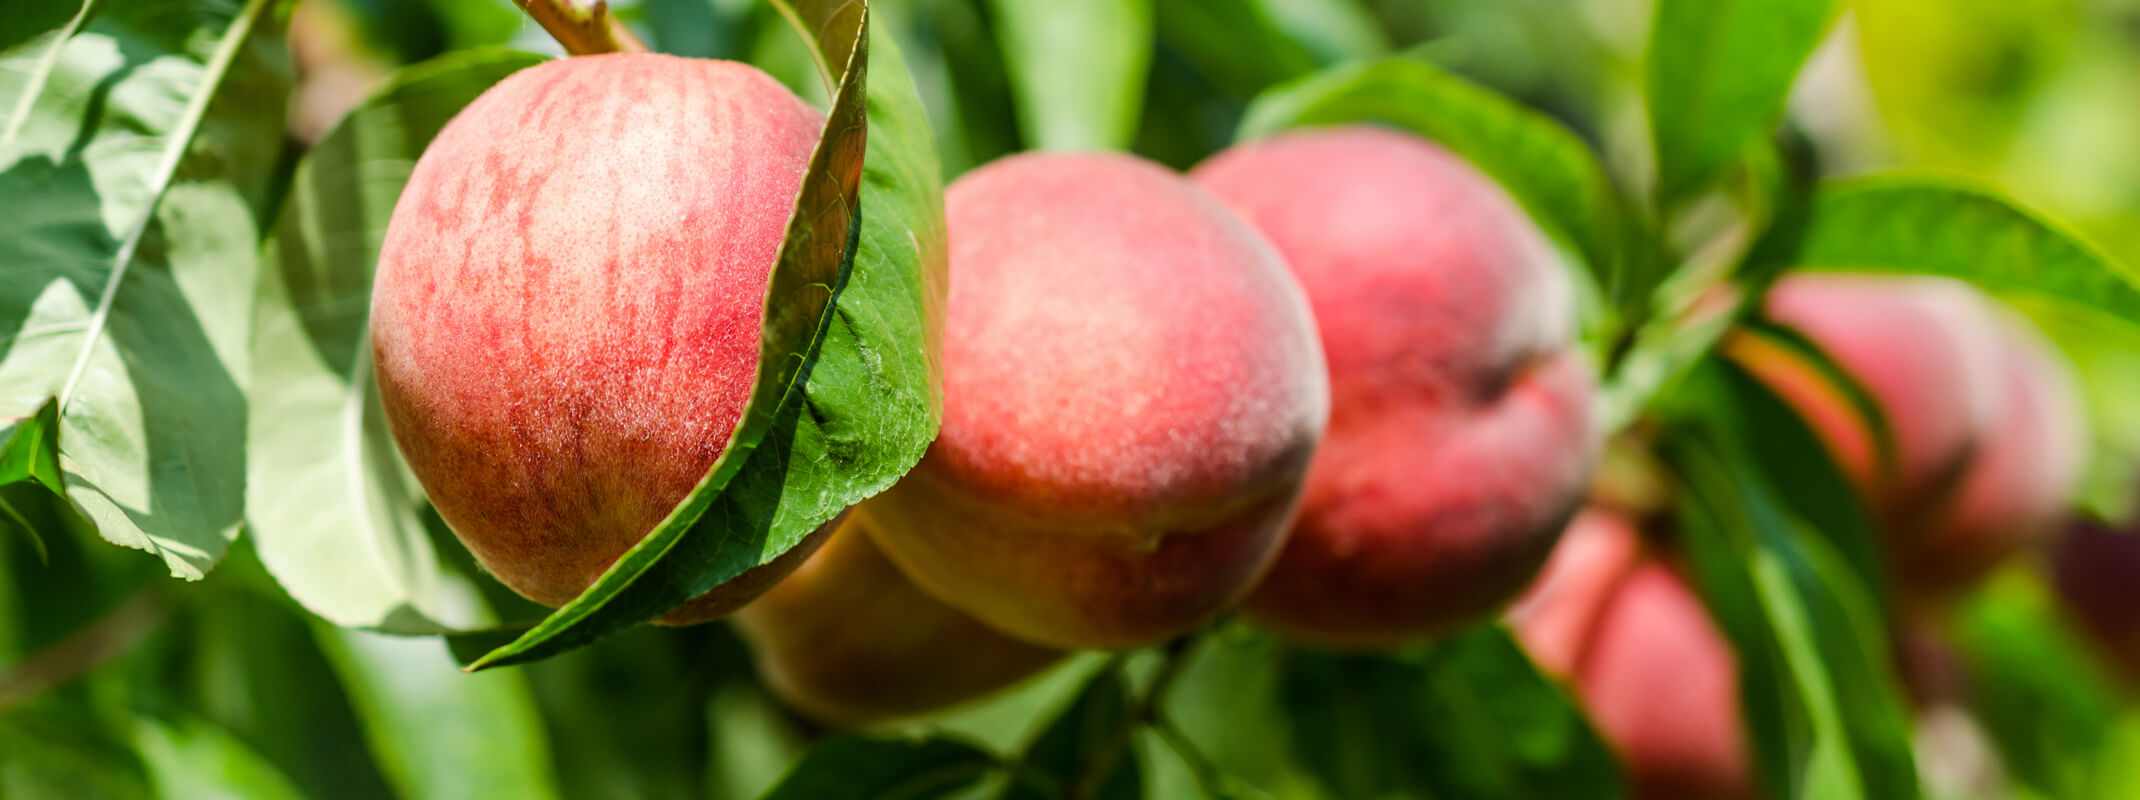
[1660, 359, 1922, 800]
[1746, 178, 2140, 334]
[1646, 0, 1837, 205]
[987, 0, 1152, 151]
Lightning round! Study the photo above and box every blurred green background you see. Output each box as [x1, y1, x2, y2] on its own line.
[9, 1, 2140, 798]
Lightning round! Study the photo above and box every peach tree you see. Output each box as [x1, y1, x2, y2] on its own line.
[5, 1, 2140, 799]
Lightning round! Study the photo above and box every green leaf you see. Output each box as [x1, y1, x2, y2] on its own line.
[0, 705, 153, 800]
[1952, 571, 2135, 800]
[1237, 57, 1623, 297]
[1248, 0, 1386, 67]
[0, 398, 64, 562]
[516, 626, 750, 799]
[0, 397, 63, 495]
[1712, 321, 1891, 613]
[1745, 178, 2140, 334]
[1154, 0, 1383, 97]
[1412, 627, 1627, 799]
[463, 0, 947, 668]
[133, 714, 308, 800]
[1660, 360, 1921, 800]
[763, 735, 997, 800]
[1645, 0, 1837, 206]
[245, 48, 546, 633]
[999, 666, 1143, 800]
[1279, 628, 1624, 800]
[313, 622, 561, 800]
[1154, 632, 1313, 798]
[0, 0, 95, 141]
[137, 553, 400, 800]
[0, 0, 290, 579]
[986, 0, 1152, 151]
[705, 677, 811, 800]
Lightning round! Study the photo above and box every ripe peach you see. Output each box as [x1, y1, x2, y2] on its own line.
[861, 152, 1329, 650]
[733, 511, 1064, 724]
[371, 53, 835, 623]
[1190, 125, 1598, 648]
[1741, 273, 2087, 594]
[1511, 512, 1755, 800]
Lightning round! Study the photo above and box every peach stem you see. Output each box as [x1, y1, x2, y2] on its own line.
[517, 0, 650, 55]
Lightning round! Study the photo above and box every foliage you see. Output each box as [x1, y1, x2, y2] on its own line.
[5, 0, 2140, 798]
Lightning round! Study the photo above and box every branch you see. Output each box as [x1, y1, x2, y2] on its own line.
[517, 0, 650, 56]
[0, 589, 166, 710]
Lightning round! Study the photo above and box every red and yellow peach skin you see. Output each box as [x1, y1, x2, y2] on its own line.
[1191, 125, 1599, 648]
[371, 54, 835, 623]
[1739, 273, 2086, 595]
[1511, 512, 1756, 800]
[734, 511, 1064, 724]
[862, 152, 1330, 650]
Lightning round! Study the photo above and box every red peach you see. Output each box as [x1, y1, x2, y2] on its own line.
[1508, 511, 1647, 677]
[1512, 512, 1756, 800]
[1911, 314, 2088, 588]
[1743, 273, 2087, 595]
[733, 511, 1064, 724]
[862, 152, 1330, 650]
[1191, 125, 1599, 648]
[371, 54, 834, 623]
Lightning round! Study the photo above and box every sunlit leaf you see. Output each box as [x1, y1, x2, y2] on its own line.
[1744, 178, 2140, 330]
[0, 0, 290, 579]
[246, 48, 544, 633]
[986, 0, 1152, 151]
[315, 621, 559, 800]
[133, 714, 308, 800]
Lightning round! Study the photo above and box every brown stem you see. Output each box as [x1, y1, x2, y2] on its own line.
[517, 0, 650, 56]
[0, 589, 166, 710]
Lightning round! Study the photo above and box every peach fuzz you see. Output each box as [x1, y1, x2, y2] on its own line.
[862, 152, 1329, 650]
[1739, 273, 2087, 595]
[734, 511, 1064, 724]
[371, 54, 835, 624]
[1511, 512, 1755, 800]
[1191, 125, 1598, 648]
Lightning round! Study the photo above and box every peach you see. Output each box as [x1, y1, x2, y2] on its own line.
[1511, 512, 1756, 800]
[370, 54, 835, 623]
[1741, 273, 2087, 594]
[1190, 125, 1599, 648]
[733, 511, 1063, 724]
[861, 152, 1329, 650]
